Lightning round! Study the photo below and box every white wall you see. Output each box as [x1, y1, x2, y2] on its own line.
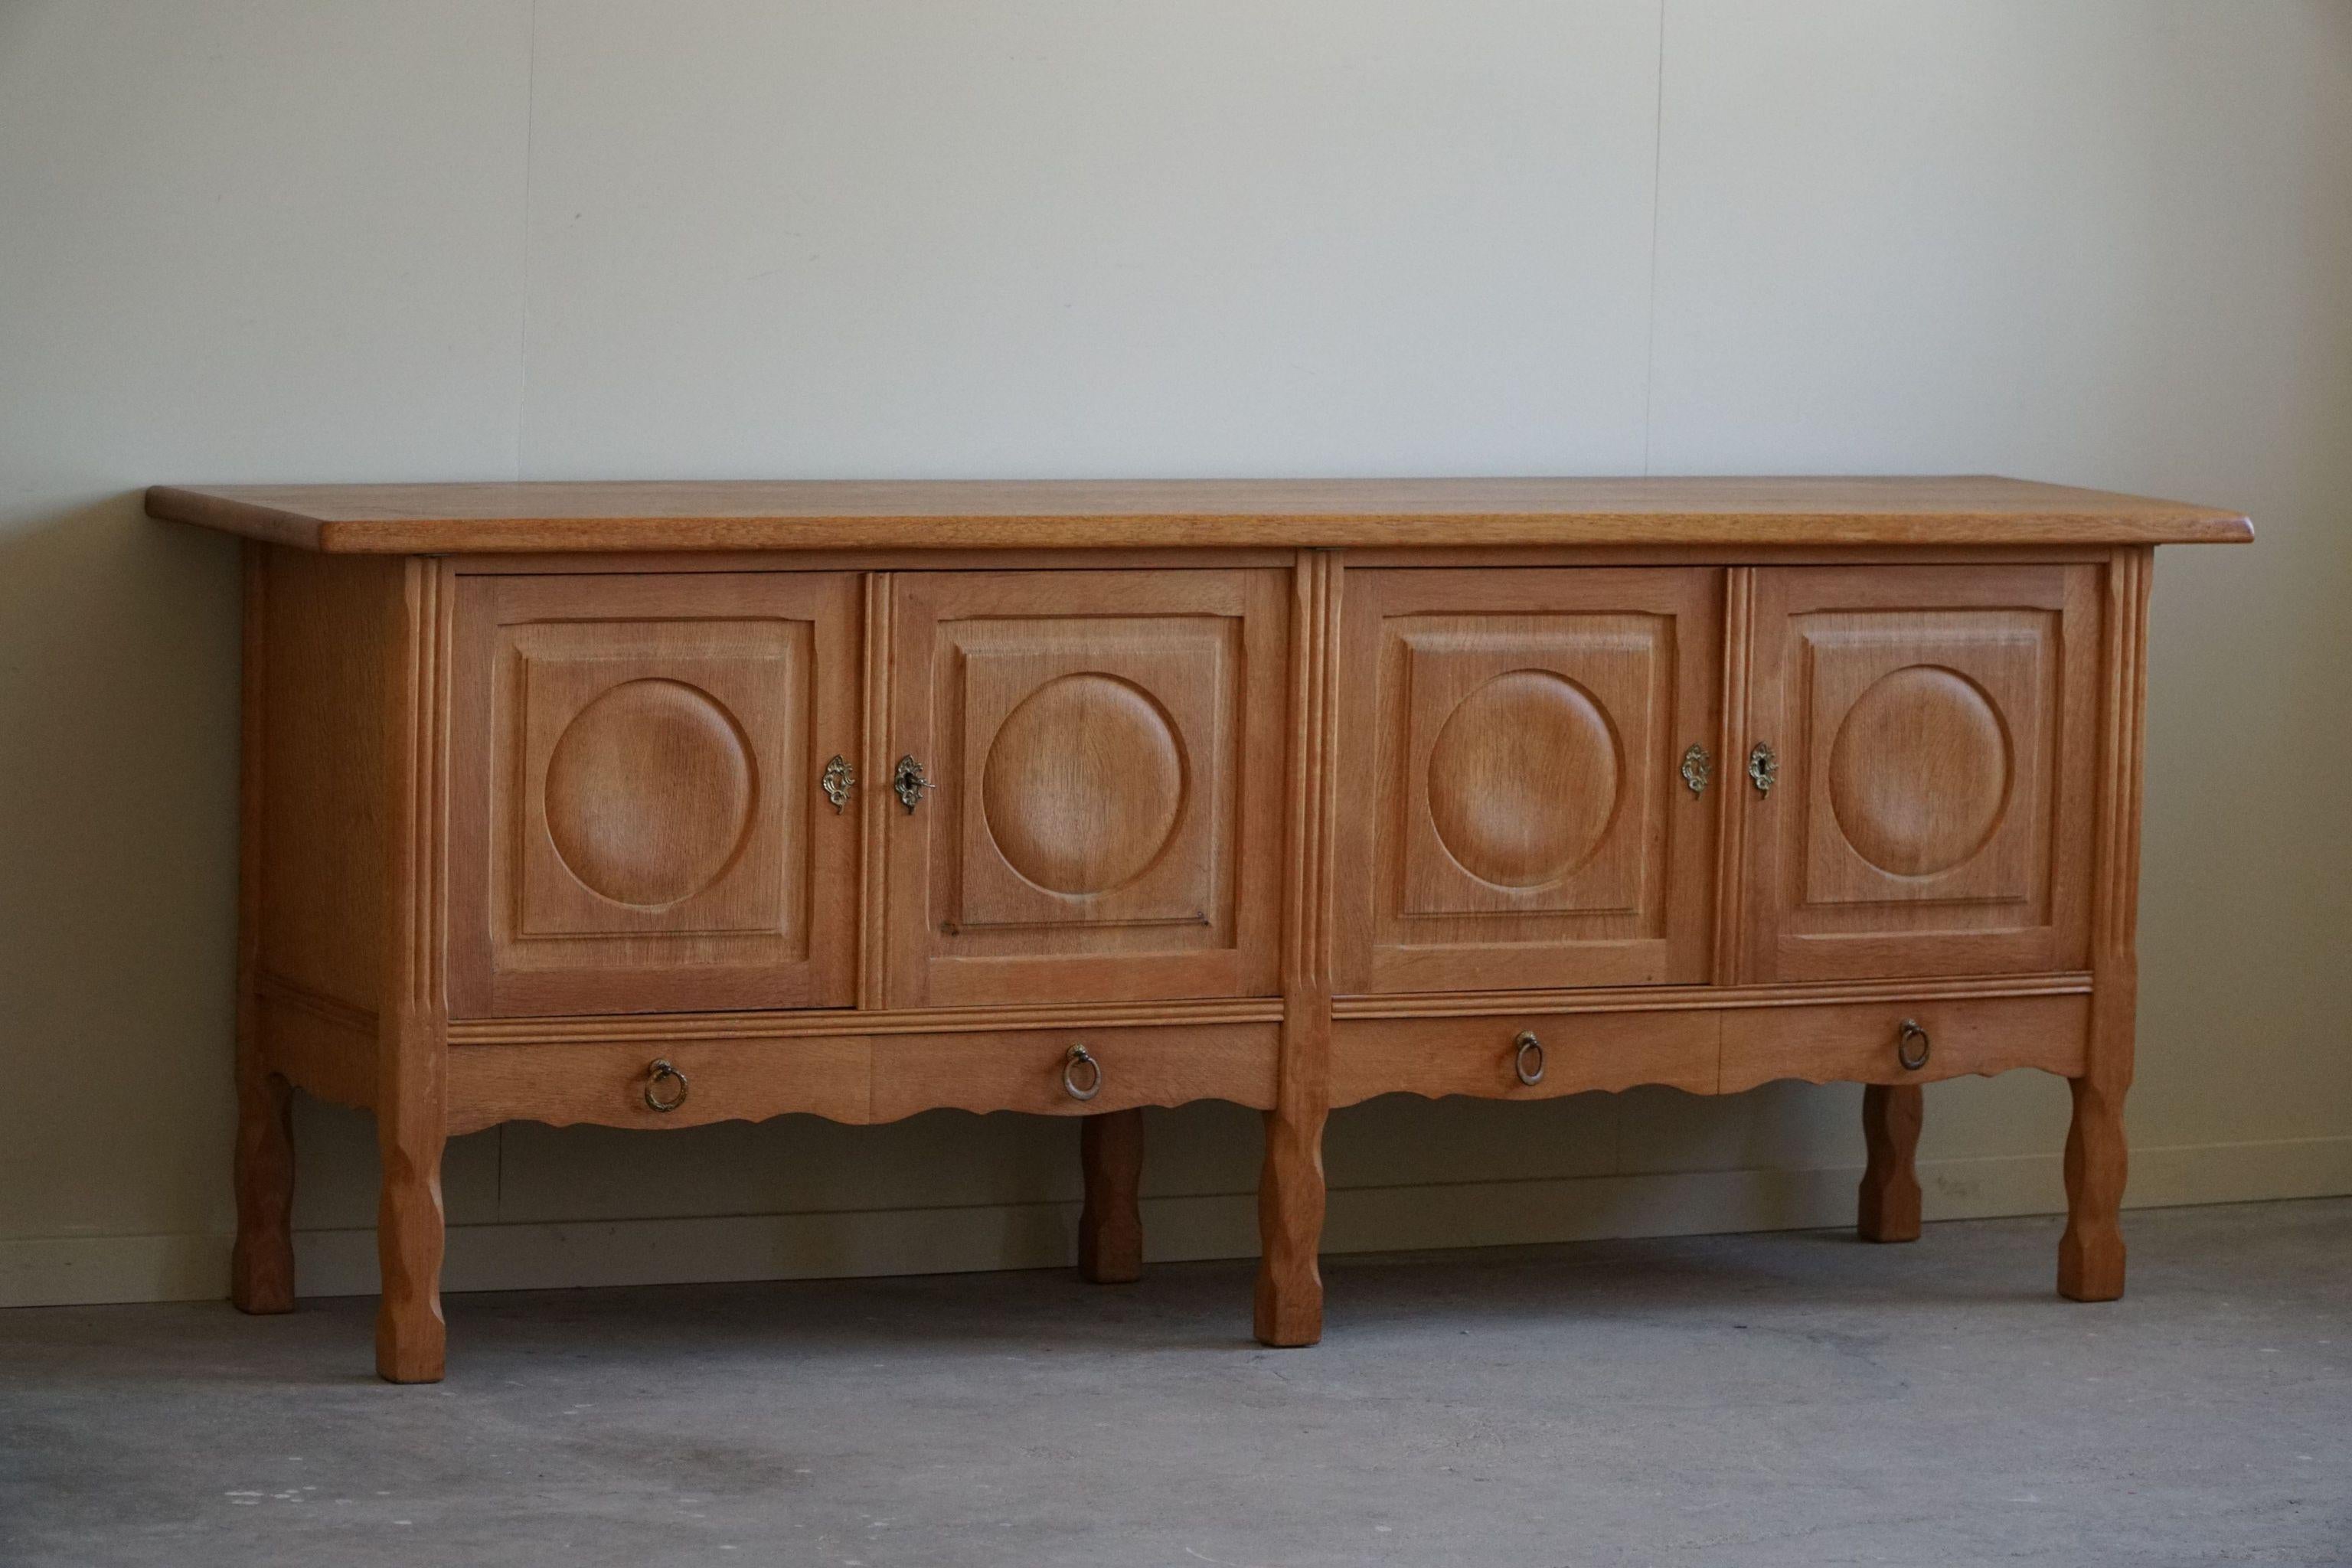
[3, 1, 2347, 1307]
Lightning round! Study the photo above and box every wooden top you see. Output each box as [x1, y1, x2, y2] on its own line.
[145, 475, 2252, 554]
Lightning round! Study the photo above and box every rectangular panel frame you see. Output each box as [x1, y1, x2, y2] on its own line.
[1741, 564, 2100, 983]
[1333, 567, 1723, 995]
[446, 570, 862, 1018]
[883, 568, 1290, 1008]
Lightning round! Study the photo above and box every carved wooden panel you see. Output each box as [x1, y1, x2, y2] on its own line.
[1334, 568, 1721, 993]
[1741, 564, 2099, 982]
[448, 573, 861, 1017]
[884, 570, 1288, 1007]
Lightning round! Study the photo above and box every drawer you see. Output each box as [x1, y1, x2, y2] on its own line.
[446, 1034, 874, 1135]
[1719, 993, 2089, 1092]
[449, 1021, 1280, 1135]
[1331, 1010, 1718, 1107]
[869, 1022, 1279, 1120]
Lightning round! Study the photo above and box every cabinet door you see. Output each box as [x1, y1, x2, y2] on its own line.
[1741, 564, 2099, 983]
[884, 570, 1288, 1008]
[448, 573, 861, 1017]
[1334, 568, 1722, 994]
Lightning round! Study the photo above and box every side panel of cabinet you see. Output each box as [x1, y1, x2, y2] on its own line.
[1334, 568, 1722, 994]
[447, 572, 861, 1017]
[884, 570, 1289, 1007]
[1741, 564, 2099, 983]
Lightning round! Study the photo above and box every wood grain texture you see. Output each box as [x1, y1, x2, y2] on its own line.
[2060, 1075, 2128, 1298]
[2061, 547, 2153, 1302]
[230, 1066, 296, 1313]
[204, 498, 2223, 1371]
[447, 1036, 874, 1136]
[1331, 1010, 1718, 1107]
[254, 978, 377, 1112]
[1857, 1085, 1925, 1243]
[885, 570, 1288, 1008]
[446, 572, 861, 1018]
[1078, 1109, 1145, 1285]
[1257, 551, 1341, 1348]
[255, 548, 403, 1011]
[1338, 544, 2118, 571]
[1256, 1081, 1326, 1347]
[1334, 568, 1720, 994]
[375, 1025, 446, 1384]
[146, 475, 2254, 554]
[230, 541, 295, 1315]
[867, 1025, 1276, 1121]
[446, 1024, 1271, 1135]
[1719, 995, 2089, 1093]
[453, 546, 1299, 577]
[374, 559, 447, 1384]
[1741, 564, 2100, 982]
[446, 995, 1280, 1044]
[858, 572, 893, 1008]
[1333, 972, 2092, 1019]
[1712, 567, 1757, 983]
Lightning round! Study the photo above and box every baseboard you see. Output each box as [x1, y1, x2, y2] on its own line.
[0, 1233, 239, 1313]
[5, 1133, 2348, 1308]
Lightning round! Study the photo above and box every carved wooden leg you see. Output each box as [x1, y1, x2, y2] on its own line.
[231, 1063, 297, 1313]
[374, 1024, 446, 1383]
[2064, 548, 2145, 1302]
[2062, 927, 2135, 1302]
[374, 558, 448, 1382]
[231, 541, 295, 1315]
[1259, 549, 1336, 1348]
[1253, 1102, 1327, 1346]
[1857, 1083, 1923, 1243]
[1078, 1109, 1145, 1284]
[2059, 1073, 2128, 1300]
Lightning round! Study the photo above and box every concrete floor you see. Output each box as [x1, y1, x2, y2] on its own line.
[2, 1200, 2347, 1567]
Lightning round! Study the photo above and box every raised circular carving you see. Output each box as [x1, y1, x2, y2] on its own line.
[1829, 665, 2011, 877]
[983, 674, 1184, 897]
[544, 678, 756, 907]
[1427, 670, 1619, 890]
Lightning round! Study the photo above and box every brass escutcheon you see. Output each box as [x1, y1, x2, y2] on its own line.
[1747, 740, 1778, 797]
[1681, 743, 1713, 795]
[821, 754, 856, 813]
[893, 754, 933, 813]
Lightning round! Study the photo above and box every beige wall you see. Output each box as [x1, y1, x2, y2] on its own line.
[2, 1, 2346, 1307]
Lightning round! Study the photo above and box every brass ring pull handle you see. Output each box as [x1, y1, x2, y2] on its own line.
[1513, 1031, 1546, 1086]
[1680, 743, 1713, 795]
[644, 1058, 690, 1113]
[1062, 1044, 1103, 1102]
[1896, 1019, 1932, 1073]
[1747, 741, 1778, 797]
[893, 754, 933, 814]
[821, 754, 856, 813]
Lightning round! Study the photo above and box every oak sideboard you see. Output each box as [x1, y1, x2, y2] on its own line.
[147, 476, 2251, 1383]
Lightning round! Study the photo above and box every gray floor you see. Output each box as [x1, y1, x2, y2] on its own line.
[3, 1200, 2347, 1568]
